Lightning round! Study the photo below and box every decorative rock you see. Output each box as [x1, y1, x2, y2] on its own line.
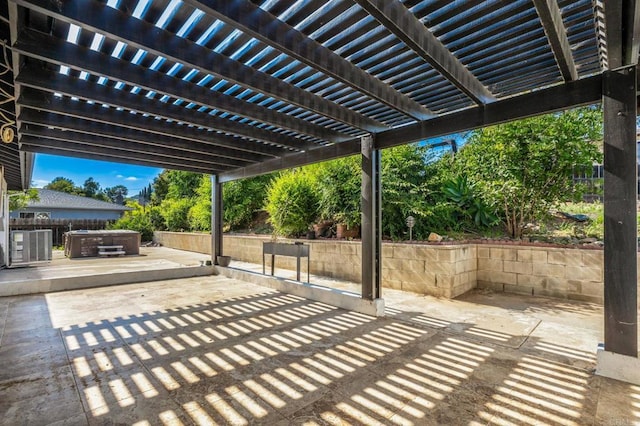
[428, 232, 443, 242]
[579, 237, 597, 244]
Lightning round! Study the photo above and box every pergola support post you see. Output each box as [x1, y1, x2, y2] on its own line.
[211, 174, 223, 265]
[597, 66, 640, 384]
[361, 134, 382, 302]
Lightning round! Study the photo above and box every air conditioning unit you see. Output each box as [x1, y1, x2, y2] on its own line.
[10, 230, 52, 266]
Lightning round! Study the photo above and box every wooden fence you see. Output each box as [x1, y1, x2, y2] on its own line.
[9, 218, 112, 247]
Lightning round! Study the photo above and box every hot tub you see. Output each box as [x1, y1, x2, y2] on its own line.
[64, 230, 140, 258]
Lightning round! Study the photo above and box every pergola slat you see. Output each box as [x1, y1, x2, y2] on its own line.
[18, 90, 278, 161]
[18, 109, 258, 167]
[16, 66, 306, 152]
[12, 0, 387, 133]
[354, 0, 495, 104]
[19, 125, 234, 170]
[181, 0, 434, 120]
[19, 140, 217, 173]
[13, 28, 343, 145]
[220, 73, 603, 182]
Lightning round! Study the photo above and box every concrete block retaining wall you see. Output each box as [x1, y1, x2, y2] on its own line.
[154, 232, 636, 304]
[477, 245, 605, 303]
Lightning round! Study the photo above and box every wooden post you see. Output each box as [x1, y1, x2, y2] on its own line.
[211, 174, 223, 265]
[603, 66, 638, 357]
[361, 135, 381, 300]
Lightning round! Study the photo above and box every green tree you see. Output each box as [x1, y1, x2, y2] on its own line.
[150, 170, 170, 205]
[161, 198, 192, 231]
[166, 171, 202, 199]
[104, 185, 128, 204]
[137, 184, 153, 211]
[8, 188, 39, 211]
[44, 177, 82, 194]
[82, 177, 101, 198]
[148, 170, 207, 231]
[456, 107, 602, 238]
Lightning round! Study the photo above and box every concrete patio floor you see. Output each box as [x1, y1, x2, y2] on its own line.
[1, 266, 639, 425]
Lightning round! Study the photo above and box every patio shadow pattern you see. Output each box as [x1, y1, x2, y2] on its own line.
[0, 276, 638, 425]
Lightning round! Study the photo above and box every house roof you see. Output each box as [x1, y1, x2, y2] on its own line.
[23, 189, 131, 211]
[0, 1, 637, 184]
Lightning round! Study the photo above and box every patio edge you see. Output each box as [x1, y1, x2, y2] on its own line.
[216, 266, 385, 317]
[0, 265, 216, 297]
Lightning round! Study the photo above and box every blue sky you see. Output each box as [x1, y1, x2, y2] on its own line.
[32, 154, 162, 194]
[31, 136, 466, 194]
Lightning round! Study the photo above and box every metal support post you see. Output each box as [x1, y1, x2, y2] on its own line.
[361, 134, 381, 300]
[211, 174, 223, 265]
[603, 66, 638, 357]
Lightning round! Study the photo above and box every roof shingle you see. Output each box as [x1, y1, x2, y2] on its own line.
[24, 189, 131, 211]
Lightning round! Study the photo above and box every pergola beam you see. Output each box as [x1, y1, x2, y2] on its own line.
[16, 66, 303, 152]
[625, 0, 640, 66]
[221, 140, 361, 183]
[183, 0, 434, 120]
[19, 124, 234, 171]
[13, 28, 343, 146]
[18, 109, 256, 167]
[354, 0, 495, 104]
[600, 1, 640, 69]
[220, 74, 603, 182]
[18, 90, 277, 161]
[7, 2, 32, 190]
[19, 138, 219, 173]
[12, 0, 387, 133]
[532, 0, 578, 81]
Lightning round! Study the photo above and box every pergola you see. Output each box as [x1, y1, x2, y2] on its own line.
[0, 0, 638, 382]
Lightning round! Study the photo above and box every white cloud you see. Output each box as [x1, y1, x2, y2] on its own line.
[32, 179, 49, 188]
[116, 174, 124, 178]
[124, 176, 138, 181]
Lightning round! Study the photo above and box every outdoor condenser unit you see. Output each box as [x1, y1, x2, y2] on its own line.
[10, 230, 52, 266]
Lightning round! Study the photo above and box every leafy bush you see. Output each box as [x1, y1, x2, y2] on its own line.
[161, 198, 192, 231]
[381, 144, 435, 239]
[315, 156, 361, 227]
[188, 202, 211, 232]
[265, 170, 319, 237]
[443, 175, 498, 227]
[188, 176, 211, 232]
[148, 205, 166, 231]
[223, 174, 274, 230]
[108, 202, 154, 241]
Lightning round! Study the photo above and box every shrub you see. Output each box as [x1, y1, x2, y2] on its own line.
[161, 198, 192, 231]
[443, 175, 498, 227]
[108, 202, 154, 241]
[188, 176, 211, 232]
[265, 170, 319, 237]
[223, 174, 274, 230]
[188, 201, 211, 232]
[148, 205, 166, 231]
[315, 156, 361, 228]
